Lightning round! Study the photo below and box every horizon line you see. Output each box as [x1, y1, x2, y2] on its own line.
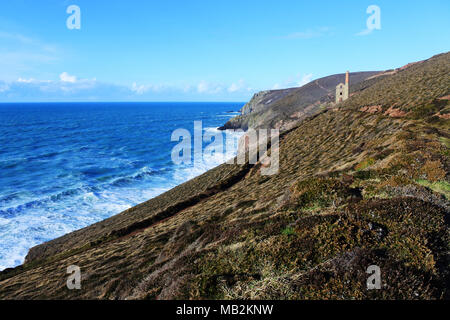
[0, 101, 247, 104]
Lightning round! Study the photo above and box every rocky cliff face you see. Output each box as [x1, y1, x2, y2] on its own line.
[0, 52, 448, 300]
[219, 71, 380, 131]
[240, 88, 299, 115]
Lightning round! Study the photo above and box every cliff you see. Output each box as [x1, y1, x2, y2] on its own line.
[0, 52, 448, 300]
[219, 71, 380, 131]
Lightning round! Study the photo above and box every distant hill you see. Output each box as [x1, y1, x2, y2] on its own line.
[219, 71, 380, 131]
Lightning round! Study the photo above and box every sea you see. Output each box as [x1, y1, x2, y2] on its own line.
[0, 102, 243, 270]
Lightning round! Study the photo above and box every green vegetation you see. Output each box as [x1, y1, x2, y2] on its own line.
[416, 179, 450, 199]
[440, 136, 450, 148]
[281, 226, 296, 236]
[355, 158, 376, 171]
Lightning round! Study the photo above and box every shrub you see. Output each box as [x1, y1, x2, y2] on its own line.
[355, 158, 376, 171]
[281, 227, 296, 237]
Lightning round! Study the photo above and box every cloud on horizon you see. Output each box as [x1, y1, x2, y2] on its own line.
[227, 79, 253, 93]
[0, 75, 258, 102]
[59, 72, 77, 83]
[0, 75, 128, 101]
[0, 69, 318, 102]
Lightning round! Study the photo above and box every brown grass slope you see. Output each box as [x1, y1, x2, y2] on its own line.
[342, 52, 450, 117]
[0, 52, 448, 299]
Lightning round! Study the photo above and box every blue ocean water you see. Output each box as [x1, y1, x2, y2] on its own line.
[0, 102, 243, 270]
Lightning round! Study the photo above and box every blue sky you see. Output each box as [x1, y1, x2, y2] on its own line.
[0, 0, 449, 102]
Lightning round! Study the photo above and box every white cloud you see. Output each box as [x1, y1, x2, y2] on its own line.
[197, 81, 209, 93]
[271, 83, 281, 90]
[131, 80, 254, 96]
[0, 83, 10, 93]
[0, 76, 130, 101]
[131, 82, 168, 95]
[182, 84, 193, 93]
[130, 81, 230, 96]
[54, 73, 98, 93]
[298, 73, 313, 86]
[227, 79, 252, 93]
[59, 72, 77, 83]
[8, 73, 97, 95]
[131, 82, 147, 95]
[272, 73, 314, 90]
[197, 81, 223, 94]
[1, 74, 256, 101]
[16, 77, 52, 84]
[227, 83, 241, 93]
[17, 77, 35, 83]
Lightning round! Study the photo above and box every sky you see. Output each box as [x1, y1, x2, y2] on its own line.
[0, 0, 449, 102]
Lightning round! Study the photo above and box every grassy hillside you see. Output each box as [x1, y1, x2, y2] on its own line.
[0, 52, 448, 300]
[342, 53, 449, 116]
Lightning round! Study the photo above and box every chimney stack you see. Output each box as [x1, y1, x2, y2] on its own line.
[345, 71, 349, 85]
